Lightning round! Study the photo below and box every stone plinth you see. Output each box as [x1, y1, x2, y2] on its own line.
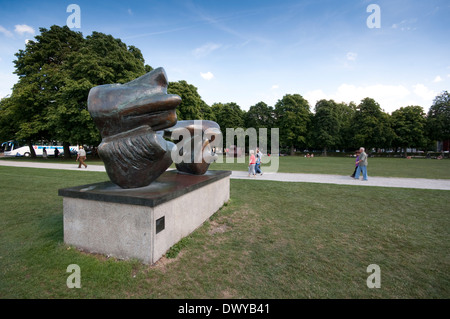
[58, 170, 231, 264]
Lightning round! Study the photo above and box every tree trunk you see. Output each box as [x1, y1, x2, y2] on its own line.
[404, 147, 408, 158]
[63, 141, 72, 159]
[28, 140, 37, 158]
[290, 145, 295, 156]
[323, 146, 327, 157]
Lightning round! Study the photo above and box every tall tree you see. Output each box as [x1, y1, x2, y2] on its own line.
[312, 99, 341, 156]
[244, 101, 276, 151]
[10, 25, 151, 157]
[12, 25, 85, 156]
[391, 105, 427, 156]
[352, 98, 393, 151]
[274, 94, 311, 155]
[168, 80, 204, 121]
[244, 101, 275, 129]
[199, 100, 215, 121]
[335, 102, 356, 150]
[211, 102, 245, 147]
[0, 96, 16, 143]
[427, 91, 450, 144]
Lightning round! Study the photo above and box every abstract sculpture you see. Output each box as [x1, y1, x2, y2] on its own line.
[164, 120, 220, 175]
[88, 67, 220, 189]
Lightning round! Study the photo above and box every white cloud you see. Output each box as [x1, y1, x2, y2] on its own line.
[336, 83, 410, 103]
[305, 83, 414, 113]
[192, 43, 222, 58]
[391, 19, 417, 31]
[346, 52, 357, 61]
[433, 75, 443, 83]
[304, 89, 327, 106]
[271, 84, 279, 90]
[0, 72, 19, 99]
[413, 84, 436, 101]
[14, 24, 35, 36]
[0, 25, 13, 37]
[200, 71, 214, 80]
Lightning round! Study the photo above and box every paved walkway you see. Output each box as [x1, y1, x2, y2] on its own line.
[230, 171, 450, 190]
[1, 160, 450, 190]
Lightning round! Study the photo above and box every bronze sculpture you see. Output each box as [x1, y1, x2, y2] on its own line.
[88, 67, 220, 188]
[164, 120, 220, 175]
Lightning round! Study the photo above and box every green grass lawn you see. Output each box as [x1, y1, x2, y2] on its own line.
[2, 155, 450, 179]
[0, 155, 105, 166]
[0, 166, 449, 298]
[209, 155, 450, 179]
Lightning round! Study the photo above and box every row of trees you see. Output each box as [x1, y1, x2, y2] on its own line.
[210, 92, 449, 156]
[0, 25, 449, 158]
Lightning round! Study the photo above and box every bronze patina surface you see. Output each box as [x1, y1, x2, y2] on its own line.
[88, 67, 221, 189]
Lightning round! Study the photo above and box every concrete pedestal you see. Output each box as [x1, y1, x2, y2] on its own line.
[58, 170, 230, 264]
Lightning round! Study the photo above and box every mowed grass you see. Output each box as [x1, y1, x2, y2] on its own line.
[2, 155, 450, 179]
[0, 166, 449, 299]
[209, 155, 450, 179]
[0, 156, 105, 166]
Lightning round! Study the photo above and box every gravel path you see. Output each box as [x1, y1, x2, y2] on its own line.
[1, 160, 449, 190]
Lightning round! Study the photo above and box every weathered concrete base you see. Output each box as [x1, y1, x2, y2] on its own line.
[58, 170, 230, 264]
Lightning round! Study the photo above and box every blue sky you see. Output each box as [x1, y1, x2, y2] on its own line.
[0, 0, 449, 113]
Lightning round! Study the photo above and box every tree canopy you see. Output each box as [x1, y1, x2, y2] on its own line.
[244, 101, 275, 130]
[351, 98, 394, 150]
[6, 25, 151, 157]
[274, 94, 311, 155]
[211, 102, 245, 140]
[168, 80, 204, 121]
[391, 105, 427, 156]
[427, 91, 450, 142]
[311, 99, 342, 156]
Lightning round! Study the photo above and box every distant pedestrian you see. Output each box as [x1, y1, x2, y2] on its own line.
[76, 146, 87, 168]
[54, 147, 59, 158]
[248, 150, 256, 177]
[350, 150, 360, 178]
[354, 147, 368, 181]
[255, 148, 263, 175]
[42, 147, 48, 159]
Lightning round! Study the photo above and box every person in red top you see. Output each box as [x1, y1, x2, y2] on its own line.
[350, 150, 360, 178]
[248, 149, 256, 177]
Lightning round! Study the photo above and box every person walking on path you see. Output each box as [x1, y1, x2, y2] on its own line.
[248, 150, 256, 177]
[76, 146, 87, 168]
[354, 147, 368, 181]
[42, 147, 48, 159]
[255, 148, 263, 175]
[350, 150, 360, 178]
